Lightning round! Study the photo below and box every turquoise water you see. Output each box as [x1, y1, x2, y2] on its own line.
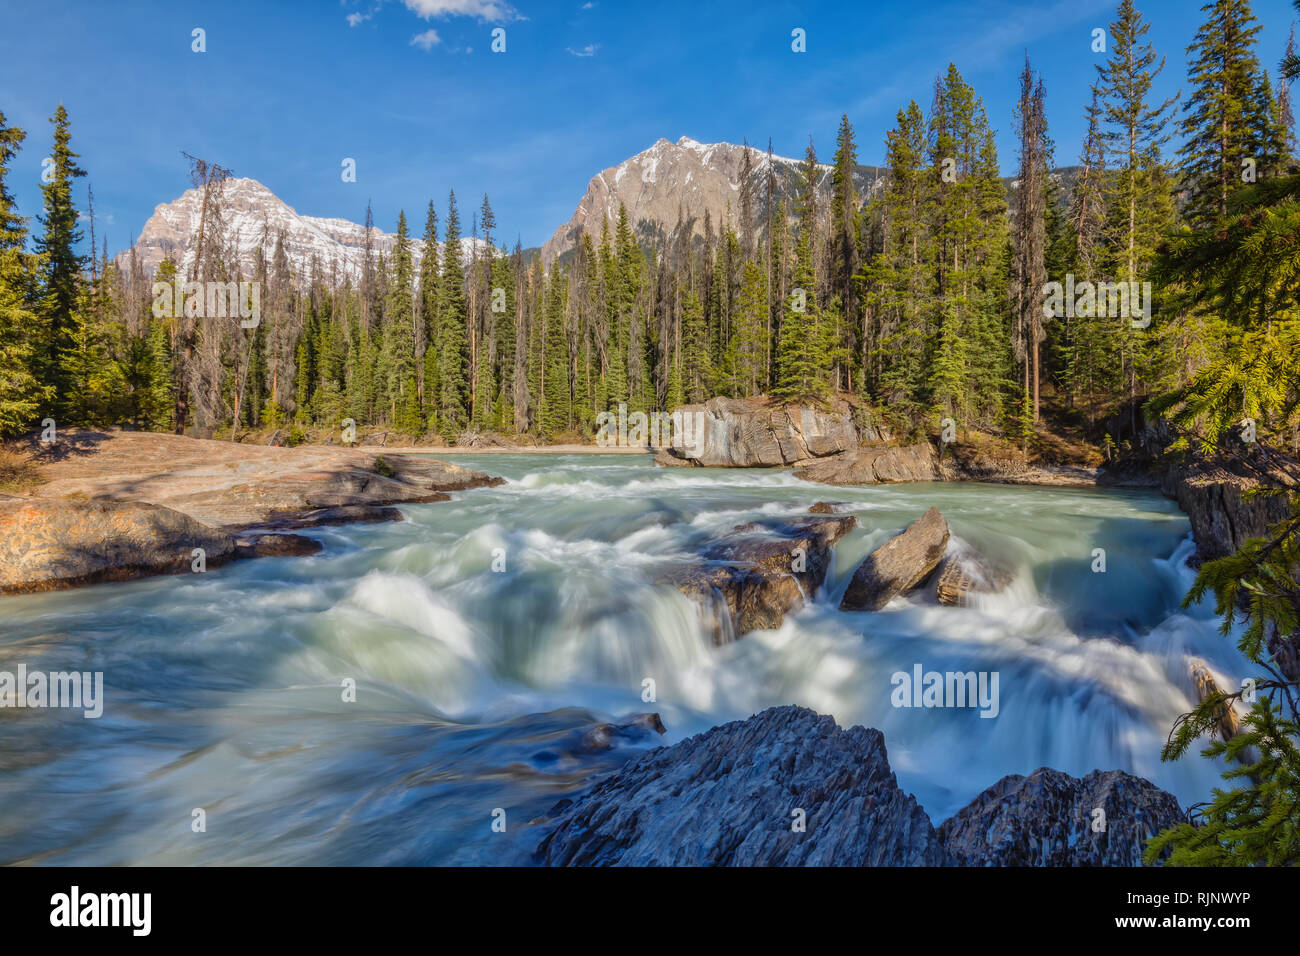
[0, 454, 1248, 864]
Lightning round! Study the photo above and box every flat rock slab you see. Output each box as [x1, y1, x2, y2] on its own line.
[841, 507, 950, 611]
[669, 514, 857, 641]
[18, 429, 502, 530]
[938, 767, 1186, 866]
[534, 705, 951, 866]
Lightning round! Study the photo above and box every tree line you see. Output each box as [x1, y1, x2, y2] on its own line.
[0, 0, 1295, 452]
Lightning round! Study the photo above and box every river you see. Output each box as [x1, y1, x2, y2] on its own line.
[0, 453, 1248, 864]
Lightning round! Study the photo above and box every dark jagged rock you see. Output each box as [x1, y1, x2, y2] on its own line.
[808, 501, 835, 514]
[670, 514, 857, 641]
[253, 504, 407, 531]
[233, 532, 323, 559]
[796, 443, 940, 485]
[938, 767, 1186, 867]
[933, 552, 1012, 606]
[534, 706, 951, 866]
[840, 507, 949, 611]
[1159, 448, 1299, 563]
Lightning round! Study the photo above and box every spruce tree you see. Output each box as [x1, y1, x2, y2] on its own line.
[35, 104, 86, 410]
[1094, 0, 1179, 281]
[437, 191, 468, 435]
[0, 112, 46, 437]
[1178, 0, 1285, 225]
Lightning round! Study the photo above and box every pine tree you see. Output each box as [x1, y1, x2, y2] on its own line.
[724, 260, 767, 397]
[774, 140, 832, 401]
[437, 190, 468, 435]
[35, 104, 86, 410]
[1178, 0, 1284, 226]
[1012, 56, 1051, 422]
[0, 112, 47, 437]
[1094, 0, 1179, 281]
[868, 101, 929, 409]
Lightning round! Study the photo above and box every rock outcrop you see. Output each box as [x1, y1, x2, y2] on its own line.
[0, 499, 326, 593]
[15, 429, 501, 530]
[796, 443, 940, 485]
[655, 396, 865, 467]
[669, 514, 857, 641]
[0, 499, 237, 593]
[937, 767, 1186, 867]
[534, 706, 951, 866]
[1159, 448, 1299, 563]
[840, 507, 950, 611]
[533, 707, 1181, 867]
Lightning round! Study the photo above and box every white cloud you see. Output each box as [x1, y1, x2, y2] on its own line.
[566, 43, 598, 57]
[410, 28, 442, 49]
[581, 2, 596, 8]
[403, 0, 520, 21]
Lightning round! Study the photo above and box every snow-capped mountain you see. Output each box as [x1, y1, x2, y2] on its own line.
[121, 177, 488, 281]
[540, 136, 884, 265]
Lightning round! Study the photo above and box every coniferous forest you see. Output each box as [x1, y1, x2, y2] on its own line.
[0, 0, 1294, 454]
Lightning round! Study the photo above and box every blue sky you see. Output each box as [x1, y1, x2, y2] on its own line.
[0, 0, 1296, 253]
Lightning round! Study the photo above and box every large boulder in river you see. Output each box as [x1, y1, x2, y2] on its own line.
[656, 396, 864, 467]
[840, 507, 950, 611]
[0, 499, 237, 593]
[670, 514, 857, 641]
[534, 706, 951, 866]
[796, 443, 940, 484]
[938, 767, 1186, 867]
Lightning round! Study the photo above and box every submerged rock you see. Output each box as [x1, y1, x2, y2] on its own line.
[670, 514, 857, 641]
[938, 767, 1186, 867]
[933, 552, 1011, 606]
[534, 706, 951, 866]
[578, 713, 668, 754]
[840, 507, 950, 611]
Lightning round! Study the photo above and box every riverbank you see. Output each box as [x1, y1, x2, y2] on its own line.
[0, 429, 503, 592]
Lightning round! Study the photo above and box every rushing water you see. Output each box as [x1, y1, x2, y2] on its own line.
[0, 454, 1250, 864]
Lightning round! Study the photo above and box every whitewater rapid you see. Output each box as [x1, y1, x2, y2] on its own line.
[0, 454, 1250, 864]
